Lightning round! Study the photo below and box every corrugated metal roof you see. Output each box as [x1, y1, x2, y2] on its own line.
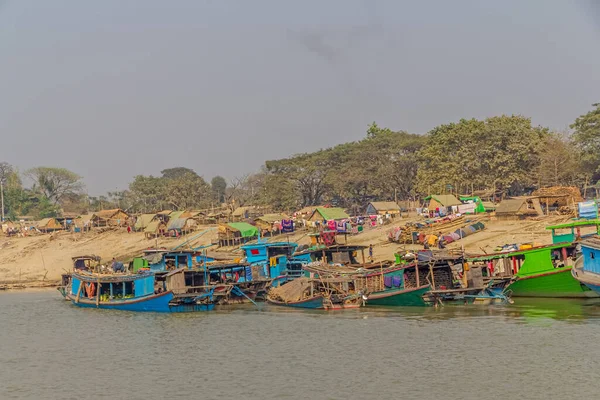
[167, 217, 187, 230]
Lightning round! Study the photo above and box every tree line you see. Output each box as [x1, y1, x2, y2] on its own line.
[2, 104, 600, 220]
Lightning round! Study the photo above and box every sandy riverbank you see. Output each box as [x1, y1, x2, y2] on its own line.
[0, 215, 567, 289]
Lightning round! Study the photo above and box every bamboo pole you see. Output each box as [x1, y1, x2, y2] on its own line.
[429, 261, 436, 289]
[75, 279, 83, 303]
[415, 262, 420, 287]
[96, 276, 101, 307]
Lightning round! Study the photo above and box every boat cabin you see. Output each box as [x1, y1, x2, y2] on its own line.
[578, 238, 600, 275]
[293, 244, 368, 265]
[70, 272, 155, 302]
[467, 243, 576, 279]
[546, 220, 600, 244]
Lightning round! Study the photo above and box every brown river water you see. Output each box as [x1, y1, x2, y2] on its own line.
[1, 289, 600, 400]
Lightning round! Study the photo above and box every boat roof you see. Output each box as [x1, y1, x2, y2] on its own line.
[546, 219, 600, 230]
[468, 242, 573, 262]
[71, 255, 100, 261]
[294, 244, 367, 256]
[72, 271, 154, 282]
[580, 237, 600, 251]
[241, 242, 297, 249]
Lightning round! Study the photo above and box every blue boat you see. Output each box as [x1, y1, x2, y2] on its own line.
[65, 270, 215, 312]
[240, 240, 304, 285]
[572, 238, 600, 293]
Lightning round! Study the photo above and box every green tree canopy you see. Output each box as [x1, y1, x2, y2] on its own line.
[572, 103, 600, 180]
[211, 176, 227, 203]
[417, 115, 548, 196]
[26, 167, 84, 205]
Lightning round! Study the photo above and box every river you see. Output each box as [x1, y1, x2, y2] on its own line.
[1, 290, 599, 400]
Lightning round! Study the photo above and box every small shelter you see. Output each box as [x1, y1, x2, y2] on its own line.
[38, 217, 63, 233]
[134, 214, 157, 231]
[365, 201, 401, 217]
[531, 186, 583, 213]
[308, 207, 350, 222]
[218, 222, 259, 247]
[425, 195, 462, 211]
[254, 214, 286, 235]
[495, 197, 543, 220]
[144, 220, 166, 239]
[167, 216, 198, 236]
[95, 209, 129, 227]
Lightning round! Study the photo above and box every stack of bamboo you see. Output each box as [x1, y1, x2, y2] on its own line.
[268, 278, 311, 302]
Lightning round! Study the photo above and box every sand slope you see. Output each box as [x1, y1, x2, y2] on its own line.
[0, 216, 567, 288]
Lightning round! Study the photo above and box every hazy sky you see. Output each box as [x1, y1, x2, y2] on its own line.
[1, 0, 599, 195]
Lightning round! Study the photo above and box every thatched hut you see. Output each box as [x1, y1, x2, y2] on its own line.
[95, 209, 129, 227]
[365, 201, 401, 216]
[254, 214, 286, 234]
[495, 197, 543, 220]
[38, 217, 63, 233]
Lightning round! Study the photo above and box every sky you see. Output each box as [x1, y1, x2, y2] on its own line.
[1, 0, 599, 195]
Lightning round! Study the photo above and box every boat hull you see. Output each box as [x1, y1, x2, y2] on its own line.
[366, 285, 431, 307]
[267, 296, 360, 310]
[66, 291, 214, 312]
[571, 266, 600, 294]
[507, 268, 597, 298]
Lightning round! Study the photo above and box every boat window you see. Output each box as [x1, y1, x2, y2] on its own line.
[591, 252, 595, 260]
[177, 255, 188, 266]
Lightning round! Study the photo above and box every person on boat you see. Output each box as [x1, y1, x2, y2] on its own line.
[111, 258, 124, 273]
[369, 244, 374, 262]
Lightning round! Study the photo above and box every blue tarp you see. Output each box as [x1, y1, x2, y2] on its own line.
[578, 201, 598, 219]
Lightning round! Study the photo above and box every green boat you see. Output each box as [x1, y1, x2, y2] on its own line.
[469, 243, 597, 298]
[303, 264, 432, 306]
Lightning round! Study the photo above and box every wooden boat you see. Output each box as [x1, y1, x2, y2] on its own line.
[304, 263, 431, 306]
[468, 243, 597, 298]
[395, 250, 511, 305]
[267, 277, 365, 310]
[57, 255, 101, 298]
[293, 244, 393, 270]
[65, 270, 215, 312]
[571, 238, 600, 294]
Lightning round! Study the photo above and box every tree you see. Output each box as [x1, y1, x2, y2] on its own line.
[0, 162, 13, 185]
[163, 172, 211, 210]
[535, 132, 582, 187]
[572, 103, 600, 181]
[211, 176, 227, 203]
[26, 167, 84, 205]
[416, 116, 548, 196]
[129, 175, 165, 212]
[161, 167, 198, 180]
